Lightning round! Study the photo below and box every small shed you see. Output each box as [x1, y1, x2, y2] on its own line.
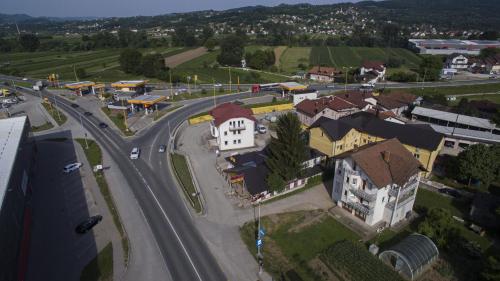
[379, 233, 439, 280]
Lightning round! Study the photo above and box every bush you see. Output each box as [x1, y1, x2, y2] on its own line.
[388, 71, 417, 82]
[201, 89, 207, 95]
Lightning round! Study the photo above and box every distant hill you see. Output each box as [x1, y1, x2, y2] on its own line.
[0, 13, 33, 24]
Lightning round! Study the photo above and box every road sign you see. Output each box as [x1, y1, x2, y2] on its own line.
[256, 239, 263, 248]
[259, 228, 266, 237]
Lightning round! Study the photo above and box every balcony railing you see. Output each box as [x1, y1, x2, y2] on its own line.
[347, 169, 360, 176]
[349, 187, 377, 202]
[386, 194, 416, 210]
[228, 124, 246, 131]
[388, 179, 419, 197]
[345, 200, 373, 215]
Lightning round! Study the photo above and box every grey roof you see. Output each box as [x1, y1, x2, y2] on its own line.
[409, 39, 500, 47]
[430, 124, 500, 143]
[0, 116, 27, 210]
[379, 233, 439, 280]
[412, 106, 496, 130]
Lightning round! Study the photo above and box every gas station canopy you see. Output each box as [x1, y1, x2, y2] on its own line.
[279, 82, 307, 91]
[111, 80, 147, 89]
[127, 95, 166, 107]
[65, 81, 96, 89]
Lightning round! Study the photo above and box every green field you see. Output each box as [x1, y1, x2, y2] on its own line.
[279, 47, 311, 74]
[0, 47, 186, 82]
[172, 50, 286, 84]
[395, 83, 500, 98]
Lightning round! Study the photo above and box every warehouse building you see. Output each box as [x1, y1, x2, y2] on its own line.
[409, 39, 500, 55]
[0, 116, 36, 281]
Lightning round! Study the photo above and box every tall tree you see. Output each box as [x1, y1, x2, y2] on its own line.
[265, 113, 307, 192]
[140, 53, 165, 78]
[119, 49, 143, 74]
[19, 34, 40, 52]
[418, 208, 461, 249]
[217, 34, 244, 66]
[456, 144, 497, 187]
[204, 37, 217, 52]
[419, 56, 443, 82]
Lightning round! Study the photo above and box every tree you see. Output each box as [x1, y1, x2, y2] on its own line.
[480, 31, 499, 41]
[19, 34, 40, 52]
[267, 172, 285, 193]
[119, 49, 143, 74]
[418, 56, 443, 81]
[75, 68, 87, 79]
[217, 35, 244, 66]
[140, 53, 165, 78]
[418, 208, 461, 249]
[204, 37, 217, 51]
[482, 254, 500, 281]
[201, 27, 214, 43]
[456, 144, 497, 187]
[480, 48, 500, 59]
[266, 112, 307, 189]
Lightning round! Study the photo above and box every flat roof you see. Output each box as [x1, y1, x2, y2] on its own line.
[279, 82, 307, 91]
[111, 80, 147, 87]
[65, 81, 96, 89]
[412, 106, 496, 130]
[409, 39, 500, 47]
[0, 116, 27, 210]
[430, 124, 500, 143]
[127, 95, 166, 105]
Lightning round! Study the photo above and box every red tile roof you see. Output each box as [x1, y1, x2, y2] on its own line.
[308, 66, 341, 76]
[209, 103, 256, 127]
[366, 108, 398, 120]
[296, 96, 357, 117]
[349, 138, 423, 188]
[362, 61, 385, 72]
[337, 91, 373, 109]
[384, 92, 418, 104]
[375, 95, 406, 110]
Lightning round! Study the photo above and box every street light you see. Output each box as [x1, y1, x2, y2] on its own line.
[343, 66, 352, 92]
[79, 113, 89, 149]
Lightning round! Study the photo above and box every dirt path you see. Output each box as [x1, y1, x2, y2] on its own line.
[274, 46, 287, 68]
[164, 47, 207, 68]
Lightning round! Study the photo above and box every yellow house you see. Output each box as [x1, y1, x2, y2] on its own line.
[309, 113, 444, 177]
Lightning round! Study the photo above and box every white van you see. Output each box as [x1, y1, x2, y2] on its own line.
[130, 147, 140, 160]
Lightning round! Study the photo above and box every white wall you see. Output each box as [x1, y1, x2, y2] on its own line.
[212, 118, 255, 151]
[310, 74, 333, 82]
[292, 92, 318, 106]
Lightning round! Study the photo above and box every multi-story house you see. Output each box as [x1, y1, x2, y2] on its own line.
[332, 138, 423, 227]
[308, 112, 444, 176]
[209, 103, 256, 151]
[359, 61, 386, 83]
[445, 54, 469, 70]
[308, 66, 341, 83]
[295, 96, 359, 127]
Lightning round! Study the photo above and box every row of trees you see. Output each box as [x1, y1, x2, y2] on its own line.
[245, 49, 275, 70]
[119, 49, 167, 80]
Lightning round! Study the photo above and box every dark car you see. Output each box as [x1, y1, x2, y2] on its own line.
[84, 111, 92, 116]
[438, 188, 461, 198]
[99, 122, 108, 128]
[71, 103, 79, 108]
[75, 215, 102, 234]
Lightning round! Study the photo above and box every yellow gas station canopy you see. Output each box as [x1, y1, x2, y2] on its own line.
[279, 82, 307, 91]
[111, 80, 148, 88]
[127, 95, 166, 106]
[65, 81, 96, 89]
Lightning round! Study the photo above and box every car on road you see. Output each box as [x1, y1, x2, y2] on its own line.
[257, 124, 267, 134]
[22, 78, 28, 81]
[99, 122, 108, 128]
[438, 188, 461, 198]
[327, 84, 336, 88]
[130, 147, 140, 159]
[158, 145, 166, 153]
[63, 162, 82, 174]
[84, 111, 92, 116]
[489, 75, 498, 79]
[214, 83, 223, 87]
[75, 215, 103, 234]
[71, 103, 79, 108]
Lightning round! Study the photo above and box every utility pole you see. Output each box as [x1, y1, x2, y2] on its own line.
[213, 78, 216, 108]
[121, 99, 128, 132]
[421, 68, 427, 90]
[80, 113, 89, 149]
[169, 69, 173, 98]
[228, 67, 232, 93]
[73, 65, 79, 82]
[257, 202, 263, 275]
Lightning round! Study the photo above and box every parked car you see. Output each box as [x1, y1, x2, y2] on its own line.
[158, 145, 166, 153]
[214, 83, 223, 87]
[257, 124, 267, 134]
[71, 103, 79, 108]
[130, 147, 140, 159]
[99, 122, 108, 128]
[438, 188, 461, 198]
[84, 111, 92, 116]
[75, 215, 103, 234]
[264, 115, 277, 123]
[63, 162, 82, 173]
[22, 77, 28, 81]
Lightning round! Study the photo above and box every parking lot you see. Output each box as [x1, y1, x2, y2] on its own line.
[27, 132, 121, 281]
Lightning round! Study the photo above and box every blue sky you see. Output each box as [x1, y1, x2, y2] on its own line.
[2, 0, 353, 17]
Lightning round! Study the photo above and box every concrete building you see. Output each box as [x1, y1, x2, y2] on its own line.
[409, 39, 500, 55]
[110, 80, 147, 93]
[332, 139, 422, 227]
[445, 54, 469, 70]
[308, 66, 341, 83]
[360, 61, 386, 83]
[210, 103, 256, 151]
[0, 116, 36, 281]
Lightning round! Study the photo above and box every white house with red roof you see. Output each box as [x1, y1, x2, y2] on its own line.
[360, 61, 386, 83]
[209, 103, 256, 151]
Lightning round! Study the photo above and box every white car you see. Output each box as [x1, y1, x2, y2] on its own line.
[22, 78, 28, 81]
[130, 147, 140, 160]
[214, 83, 223, 87]
[63, 162, 82, 173]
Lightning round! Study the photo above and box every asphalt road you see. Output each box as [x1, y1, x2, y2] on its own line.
[12, 86, 253, 281]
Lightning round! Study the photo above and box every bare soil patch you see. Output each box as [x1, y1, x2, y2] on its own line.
[164, 47, 207, 68]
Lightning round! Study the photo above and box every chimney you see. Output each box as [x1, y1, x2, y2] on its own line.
[375, 107, 380, 117]
[382, 151, 390, 163]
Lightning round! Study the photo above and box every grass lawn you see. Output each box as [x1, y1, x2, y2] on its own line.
[394, 82, 500, 97]
[31, 121, 54, 132]
[75, 139, 129, 264]
[153, 104, 184, 121]
[100, 107, 135, 136]
[170, 153, 202, 213]
[80, 242, 113, 281]
[41, 101, 67, 126]
[240, 210, 360, 280]
[450, 93, 500, 105]
[415, 188, 469, 217]
[279, 47, 311, 74]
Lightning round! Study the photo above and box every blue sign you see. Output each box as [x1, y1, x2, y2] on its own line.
[259, 228, 266, 237]
[256, 239, 263, 248]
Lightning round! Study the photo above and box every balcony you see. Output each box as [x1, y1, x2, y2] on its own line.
[388, 179, 419, 197]
[349, 187, 376, 202]
[346, 169, 360, 176]
[228, 124, 246, 131]
[386, 194, 416, 210]
[345, 200, 374, 215]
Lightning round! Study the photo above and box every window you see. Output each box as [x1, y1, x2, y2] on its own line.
[337, 169, 341, 175]
[346, 176, 349, 183]
[339, 145, 343, 150]
[224, 131, 227, 136]
[229, 121, 233, 126]
[382, 197, 385, 203]
[414, 153, 420, 159]
[352, 178, 357, 185]
[321, 131, 324, 137]
[238, 139, 241, 144]
[344, 190, 347, 196]
[362, 180, 367, 190]
[353, 163, 357, 171]
[233, 140, 237, 144]
[224, 141, 228, 145]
